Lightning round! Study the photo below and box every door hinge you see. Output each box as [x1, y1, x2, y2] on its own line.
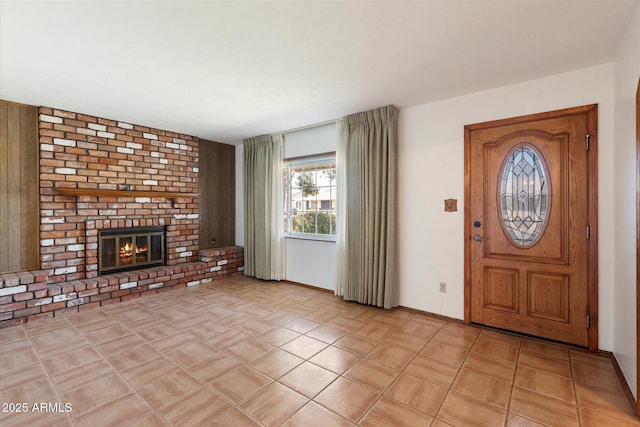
[586, 225, 590, 240]
[586, 134, 592, 150]
[587, 315, 590, 329]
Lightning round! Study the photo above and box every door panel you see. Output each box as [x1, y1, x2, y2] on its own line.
[527, 271, 569, 322]
[483, 131, 568, 264]
[465, 106, 596, 347]
[483, 267, 519, 313]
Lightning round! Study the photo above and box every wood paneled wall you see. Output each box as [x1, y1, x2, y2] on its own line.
[0, 100, 39, 273]
[198, 139, 235, 248]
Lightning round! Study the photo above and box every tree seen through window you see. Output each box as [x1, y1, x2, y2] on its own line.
[284, 158, 336, 237]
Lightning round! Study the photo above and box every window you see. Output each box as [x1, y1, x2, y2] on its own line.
[500, 145, 550, 246]
[284, 156, 336, 239]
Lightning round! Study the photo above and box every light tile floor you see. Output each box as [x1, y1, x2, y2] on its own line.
[1, 275, 638, 426]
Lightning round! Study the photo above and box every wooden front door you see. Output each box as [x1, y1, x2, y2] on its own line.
[464, 105, 598, 349]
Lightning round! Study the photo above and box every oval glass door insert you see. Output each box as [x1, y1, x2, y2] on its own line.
[499, 145, 550, 246]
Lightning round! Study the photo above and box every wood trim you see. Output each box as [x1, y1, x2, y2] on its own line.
[282, 280, 334, 294]
[636, 77, 640, 419]
[24, 105, 39, 271]
[464, 104, 598, 131]
[399, 305, 466, 325]
[464, 126, 472, 324]
[586, 105, 599, 352]
[283, 281, 468, 325]
[463, 104, 599, 350]
[54, 188, 197, 199]
[605, 350, 638, 415]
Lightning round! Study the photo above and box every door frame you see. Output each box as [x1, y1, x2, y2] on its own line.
[463, 105, 599, 352]
[635, 78, 639, 418]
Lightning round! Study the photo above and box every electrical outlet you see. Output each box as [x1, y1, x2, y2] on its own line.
[439, 282, 447, 293]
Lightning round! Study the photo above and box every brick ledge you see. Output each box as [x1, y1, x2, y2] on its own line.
[0, 246, 243, 328]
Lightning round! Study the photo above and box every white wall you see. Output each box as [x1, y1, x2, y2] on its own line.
[284, 124, 338, 291]
[283, 123, 337, 158]
[397, 64, 616, 352]
[285, 238, 336, 290]
[613, 4, 640, 399]
[236, 124, 338, 291]
[234, 56, 633, 390]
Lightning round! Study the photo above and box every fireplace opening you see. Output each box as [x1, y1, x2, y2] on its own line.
[98, 226, 165, 275]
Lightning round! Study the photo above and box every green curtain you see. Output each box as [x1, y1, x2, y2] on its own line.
[336, 105, 398, 308]
[243, 134, 284, 281]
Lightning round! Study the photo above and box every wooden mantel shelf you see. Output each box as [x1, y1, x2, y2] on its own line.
[54, 188, 198, 199]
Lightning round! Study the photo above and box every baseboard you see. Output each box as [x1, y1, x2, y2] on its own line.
[604, 350, 638, 414]
[398, 305, 464, 324]
[282, 280, 334, 294]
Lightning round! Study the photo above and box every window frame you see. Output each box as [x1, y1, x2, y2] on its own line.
[283, 154, 337, 242]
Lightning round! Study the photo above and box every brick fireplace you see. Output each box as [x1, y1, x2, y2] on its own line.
[0, 107, 243, 327]
[39, 108, 200, 283]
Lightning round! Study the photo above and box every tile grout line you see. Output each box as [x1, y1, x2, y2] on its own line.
[75, 304, 171, 426]
[504, 334, 522, 427]
[25, 317, 79, 427]
[138, 298, 254, 426]
[350, 313, 447, 425]
[267, 307, 413, 425]
[3, 278, 636, 426]
[433, 323, 482, 426]
[569, 349, 584, 427]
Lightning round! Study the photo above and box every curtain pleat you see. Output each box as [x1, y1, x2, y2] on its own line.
[337, 105, 398, 308]
[243, 134, 284, 281]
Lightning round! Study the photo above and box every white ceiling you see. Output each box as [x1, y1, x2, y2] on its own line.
[1, 1, 637, 145]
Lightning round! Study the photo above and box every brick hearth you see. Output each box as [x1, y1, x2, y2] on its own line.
[0, 247, 244, 328]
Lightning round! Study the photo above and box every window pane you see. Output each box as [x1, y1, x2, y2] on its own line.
[500, 145, 549, 246]
[135, 235, 149, 263]
[284, 158, 337, 237]
[120, 237, 133, 265]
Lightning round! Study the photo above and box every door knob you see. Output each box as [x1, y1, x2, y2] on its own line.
[473, 235, 487, 241]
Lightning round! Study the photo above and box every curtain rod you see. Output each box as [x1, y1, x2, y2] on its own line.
[271, 117, 342, 136]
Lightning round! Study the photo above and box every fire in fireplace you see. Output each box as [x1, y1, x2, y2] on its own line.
[98, 226, 165, 274]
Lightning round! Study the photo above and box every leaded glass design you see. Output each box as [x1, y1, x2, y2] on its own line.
[500, 145, 549, 246]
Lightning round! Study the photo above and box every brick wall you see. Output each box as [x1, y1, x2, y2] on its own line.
[0, 107, 245, 328]
[38, 107, 199, 283]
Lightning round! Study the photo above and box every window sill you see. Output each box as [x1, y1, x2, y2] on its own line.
[284, 234, 337, 243]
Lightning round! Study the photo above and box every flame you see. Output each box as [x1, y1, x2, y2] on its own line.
[120, 242, 148, 260]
